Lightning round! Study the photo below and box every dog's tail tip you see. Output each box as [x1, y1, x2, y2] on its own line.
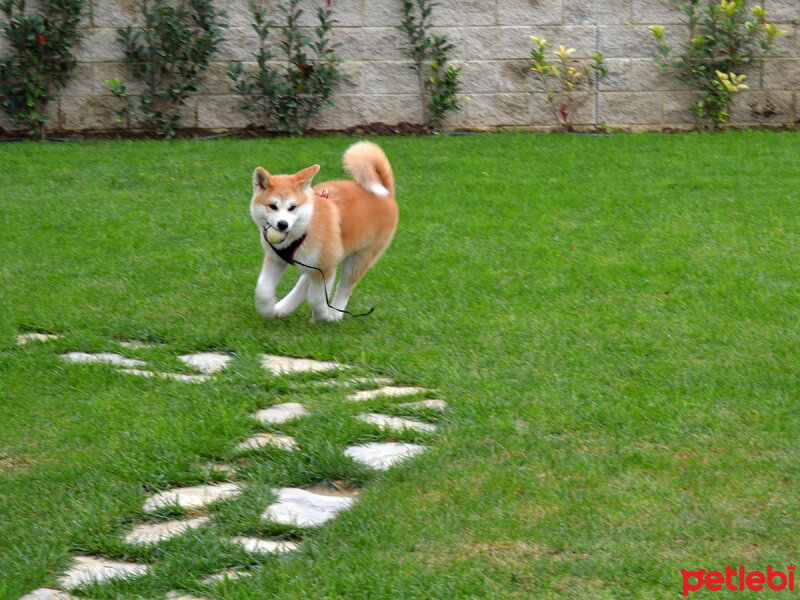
[343, 141, 394, 197]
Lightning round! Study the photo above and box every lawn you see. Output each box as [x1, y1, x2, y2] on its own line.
[1, 131, 798, 599]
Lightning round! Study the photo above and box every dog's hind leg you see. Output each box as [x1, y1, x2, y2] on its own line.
[255, 257, 288, 320]
[274, 273, 311, 318]
[329, 255, 360, 319]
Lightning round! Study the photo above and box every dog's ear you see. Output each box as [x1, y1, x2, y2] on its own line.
[295, 164, 321, 189]
[253, 167, 271, 193]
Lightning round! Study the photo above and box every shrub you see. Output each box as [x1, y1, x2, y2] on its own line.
[227, 0, 346, 134]
[397, 0, 464, 130]
[107, 0, 227, 138]
[529, 36, 607, 132]
[650, 0, 786, 127]
[0, 0, 86, 140]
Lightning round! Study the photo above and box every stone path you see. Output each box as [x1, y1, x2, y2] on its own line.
[17, 333, 446, 599]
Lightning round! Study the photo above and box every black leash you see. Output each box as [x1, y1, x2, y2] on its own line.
[263, 226, 375, 319]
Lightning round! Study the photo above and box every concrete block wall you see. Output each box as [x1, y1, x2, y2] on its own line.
[0, 0, 797, 134]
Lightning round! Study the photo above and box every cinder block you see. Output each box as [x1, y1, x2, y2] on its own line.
[91, 0, 144, 28]
[59, 95, 129, 130]
[499, 0, 564, 26]
[767, 1, 800, 25]
[599, 58, 631, 91]
[564, 0, 632, 25]
[598, 90, 662, 124]
[464, 92, 531, 127]
[197, 95, 251, 129]
[730, 90, 794, 125]
[74, 28, 122, 63]
[661, 91, 698, 125]
[336, 27, 407, 62]
[761, 57, 800, 90]
[435, 26, 500, 61]
[599, 25, 659, 59]
[60, 63, 93, 96]
[362, 61, 418, 95]
[315, 94, 369, 129]
[630, 58, 690, 92]
[496, 60, 533, 93]
[632, 0, 685, 25]
[361, 93, 423, 124]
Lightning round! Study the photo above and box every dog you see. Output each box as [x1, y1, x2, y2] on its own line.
[250, 141, 398, 322]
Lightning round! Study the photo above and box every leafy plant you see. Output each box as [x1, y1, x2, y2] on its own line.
[227, 0, 346, 134]
[0, 0, 86, 140]
[398, 0, 463, 130]
[529, 36, 607, 132]
[108, 0, 227, 138]
[650, 0, 786, 127]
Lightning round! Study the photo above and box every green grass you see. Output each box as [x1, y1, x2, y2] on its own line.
[1, 131, 798, 599]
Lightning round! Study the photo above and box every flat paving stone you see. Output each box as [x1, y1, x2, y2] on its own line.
[397, 399, 448, 410]
[313, 377, 394, 388]
[57, 555, 149, 588]
[261, 354, 343, 375]
[252, 402, 309, 425]
[18, 590, 79, 600]
[348, 386, 426, 402]
[357, 413, 437, 433]
[125, 516, 210, 545]
[120, 368, 211, 383]
[118, 340, 159, 349]
[167, 593, 214, 600]
[229, 536, 299, 554]
[143, 483, 241, 513]
[344, 442, 428, 470]
[202, 570, 253, 583]
[236, 433, 297, 452]
[262, 487, 355, 527]
[61, 352, 146, 369]
[178, 352, 232, 374]
[17, 333, 61, 345]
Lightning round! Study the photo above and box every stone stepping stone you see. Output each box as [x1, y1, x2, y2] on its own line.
[178, 352, 232, 374]
[236, 433, 297, 452]
[261, 354, 343, 375]
[167, 593, 214, 600]
[202, 462, 236, 477]
[343, 442, 428, 471]
[125, 516, 210, 545]
[118, 340, 159, 349]
[262, 487, 355, 527]
[313, 377, 394, 388]
[57, 555, 149, 588]
[120, 368, 211, 384]
[143, 483, 241, 513]
[60, 352, 146, 369]
[348, 386, 426, 402]
[356, 413, 437, 433]
[397, 399, 448, 410]
[252, 402, 309, 425]
[202, 569, 253, 583]
[229, 536, 298, 554]
[18, 590, 79, 600]
[17, 333, 61, 345]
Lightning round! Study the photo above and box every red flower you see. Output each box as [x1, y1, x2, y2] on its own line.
[559, 103, 568, 122]
[36, 33, 47, 49]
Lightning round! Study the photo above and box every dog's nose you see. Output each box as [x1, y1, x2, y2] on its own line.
[277, 220, 288, 231]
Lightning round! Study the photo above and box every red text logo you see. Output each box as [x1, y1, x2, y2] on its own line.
[682, 565, 795, 596]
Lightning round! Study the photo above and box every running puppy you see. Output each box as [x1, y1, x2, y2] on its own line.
[250, 141, 398, 322]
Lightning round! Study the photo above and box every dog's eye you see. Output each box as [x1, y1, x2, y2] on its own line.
[288, 205, 296, 212]
[269, 204, 278, 210]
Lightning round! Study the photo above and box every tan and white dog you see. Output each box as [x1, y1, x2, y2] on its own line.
[250, 141, 398, 322]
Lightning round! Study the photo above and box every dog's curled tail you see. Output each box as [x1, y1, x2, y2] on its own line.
[343, 141, 394, 197]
